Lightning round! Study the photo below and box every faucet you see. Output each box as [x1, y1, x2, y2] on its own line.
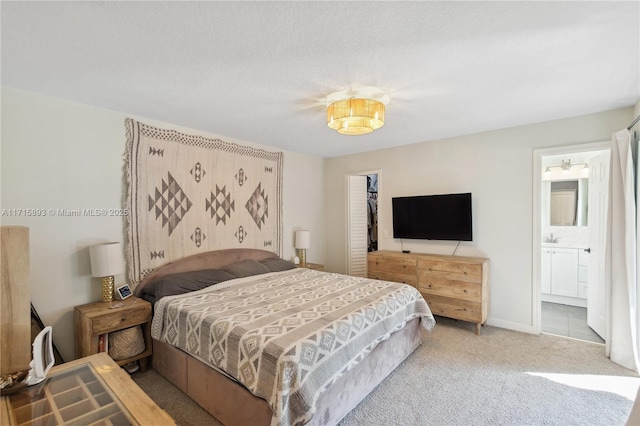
[545, 233, 558, 243]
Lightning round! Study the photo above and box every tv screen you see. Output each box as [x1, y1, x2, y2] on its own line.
[392, 193, 472, 241]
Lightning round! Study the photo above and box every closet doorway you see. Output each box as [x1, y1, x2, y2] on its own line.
[346, 170, 380, 277]
[366, 174, 379, 253]
[533, 142, 609, 344]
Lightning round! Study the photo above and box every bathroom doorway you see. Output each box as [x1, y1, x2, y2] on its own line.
[533, 142, 610, 344]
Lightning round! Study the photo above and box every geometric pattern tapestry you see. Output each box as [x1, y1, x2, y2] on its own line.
[124, 118, 283, 286]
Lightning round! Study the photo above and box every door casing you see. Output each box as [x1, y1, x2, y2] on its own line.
[532, 141, 610, 333]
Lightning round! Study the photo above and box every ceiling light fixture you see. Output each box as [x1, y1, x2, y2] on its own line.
[325, 87, 390, 136]
[327, 98, 385, 135]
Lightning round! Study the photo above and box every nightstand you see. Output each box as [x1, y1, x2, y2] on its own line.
[74, 296, 152, 371]
[298, 262, 325, 271]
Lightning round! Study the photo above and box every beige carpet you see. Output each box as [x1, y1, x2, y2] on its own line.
[132, 317, 639, 425]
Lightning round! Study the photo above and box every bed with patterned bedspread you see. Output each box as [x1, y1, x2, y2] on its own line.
[150, 263, 434, 426]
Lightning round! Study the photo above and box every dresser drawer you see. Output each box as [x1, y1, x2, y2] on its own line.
[369, 255, 416, 274]
[91, 306, 150, 335]
[417, 259, 482, 282]
[417, 273, 480, 301]
[368, 270, 416, 287]
[423, 294, 483, 323]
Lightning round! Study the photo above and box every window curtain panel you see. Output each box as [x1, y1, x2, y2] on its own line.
[606, 128, 639, 371]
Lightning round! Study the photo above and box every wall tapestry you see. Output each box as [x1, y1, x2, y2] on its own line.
[124, 118, 283, 286]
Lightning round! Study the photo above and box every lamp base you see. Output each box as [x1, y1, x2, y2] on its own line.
[297, 249, 307, 267]
[101, 276, 114, 302]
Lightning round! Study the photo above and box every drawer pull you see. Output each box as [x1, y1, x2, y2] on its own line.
[121, 317, 126, 322]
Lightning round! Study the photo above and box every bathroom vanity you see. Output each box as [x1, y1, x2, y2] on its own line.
[541, 243, 589, 307]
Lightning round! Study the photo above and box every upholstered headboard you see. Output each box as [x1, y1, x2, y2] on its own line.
[133, 248, 279, 297]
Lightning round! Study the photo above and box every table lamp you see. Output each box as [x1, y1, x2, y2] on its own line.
[295, 230, 310, 267]
[90, 242, 124, 302]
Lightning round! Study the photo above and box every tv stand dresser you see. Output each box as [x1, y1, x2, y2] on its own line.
[368, 250, 489, 334]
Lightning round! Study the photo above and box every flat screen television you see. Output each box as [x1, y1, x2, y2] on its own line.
[392, 193, 472, 241]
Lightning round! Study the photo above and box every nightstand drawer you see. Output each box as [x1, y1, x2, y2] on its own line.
[91, 305, 150, 335]
[298, 262, 325, 271]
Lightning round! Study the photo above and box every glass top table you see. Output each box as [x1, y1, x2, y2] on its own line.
[1, 353, 174, 426]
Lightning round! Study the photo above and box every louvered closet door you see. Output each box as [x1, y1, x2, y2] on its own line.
[347, 175, 368, 277]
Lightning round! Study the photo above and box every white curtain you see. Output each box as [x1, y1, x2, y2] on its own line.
[606, 128, 639, 371]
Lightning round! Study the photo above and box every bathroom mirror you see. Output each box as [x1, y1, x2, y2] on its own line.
[549, 179, 588, 226]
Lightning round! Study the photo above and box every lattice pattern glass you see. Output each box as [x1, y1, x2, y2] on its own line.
[7, 363, 136, 425]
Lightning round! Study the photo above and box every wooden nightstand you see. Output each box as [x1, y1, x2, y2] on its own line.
[74, 296, 152, 371]
[298, 262, 325, 271]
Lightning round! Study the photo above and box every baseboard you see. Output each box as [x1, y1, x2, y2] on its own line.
[485, 317, 537, 334]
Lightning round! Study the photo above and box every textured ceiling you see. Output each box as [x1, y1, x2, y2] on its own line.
[2, 1, 639, 158]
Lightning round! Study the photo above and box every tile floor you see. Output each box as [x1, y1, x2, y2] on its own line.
[541, 301, 605, 344]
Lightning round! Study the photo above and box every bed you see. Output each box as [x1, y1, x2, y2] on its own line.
[134, 248, 435, 426]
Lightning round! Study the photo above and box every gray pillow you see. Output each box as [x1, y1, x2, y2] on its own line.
[222, 259, 271, 278]
[146, 268, 236, 301]
[260, 258, 296, 272]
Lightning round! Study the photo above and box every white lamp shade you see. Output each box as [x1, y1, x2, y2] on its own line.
[90, 242, 124, 277]
[295, 230, 311, 249]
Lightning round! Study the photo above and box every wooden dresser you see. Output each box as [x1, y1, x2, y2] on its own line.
[368, 250, 489, 334]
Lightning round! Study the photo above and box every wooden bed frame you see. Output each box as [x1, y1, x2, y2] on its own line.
[134, 249, 424, 425]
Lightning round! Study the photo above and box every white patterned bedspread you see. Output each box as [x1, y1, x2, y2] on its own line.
[151, 268, 435, 426]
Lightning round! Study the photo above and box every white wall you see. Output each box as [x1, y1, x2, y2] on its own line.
[2, 85, 636, 359]
[1, 87, 325, 361]
[324, 107, 634, 333]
